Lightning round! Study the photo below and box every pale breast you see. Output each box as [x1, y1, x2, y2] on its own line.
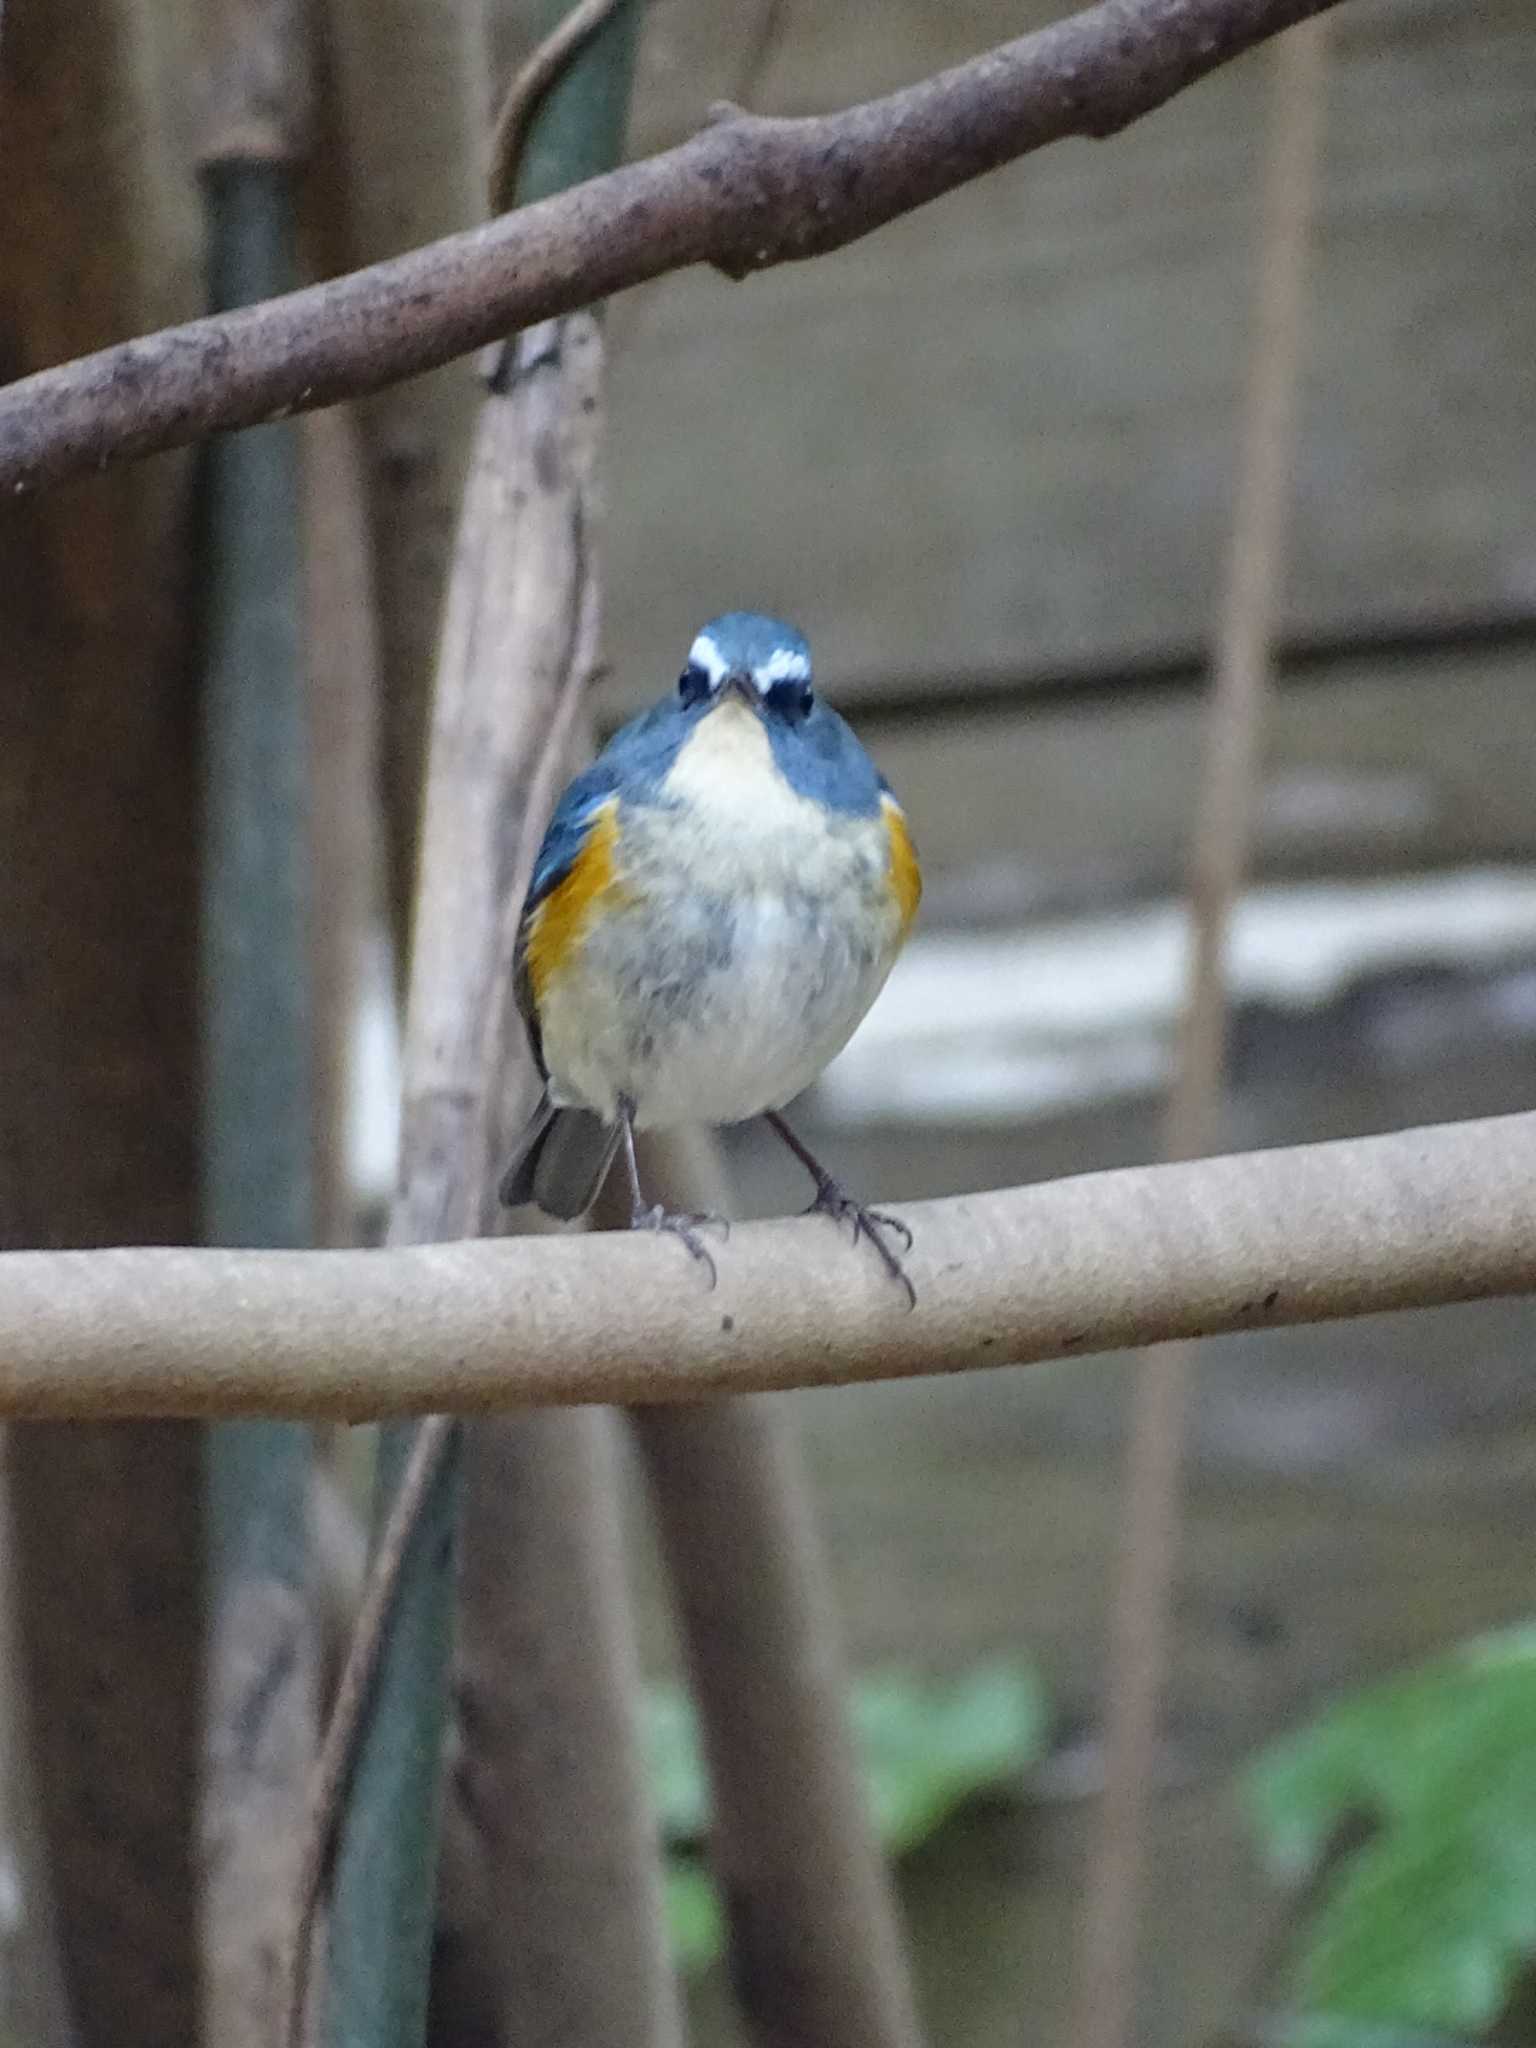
[536, 700, 906, 1127]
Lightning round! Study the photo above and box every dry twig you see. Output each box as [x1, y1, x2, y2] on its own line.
[0, 0, 1349, 493]
[283, 1415, 450, 2048]
[409, 298, 679, 2048]
[487, 0, 622, 213]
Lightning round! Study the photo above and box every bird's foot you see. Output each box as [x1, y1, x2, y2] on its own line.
[630, 1203, 729, 1286]
[805, 1177, 916, 1307]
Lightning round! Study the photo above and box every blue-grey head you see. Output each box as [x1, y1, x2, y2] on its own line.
[677, 611, 814, 726]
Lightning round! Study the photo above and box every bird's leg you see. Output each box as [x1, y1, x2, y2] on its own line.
[617, 1097, 727, 1285]
[762, 1110, 915, 1306]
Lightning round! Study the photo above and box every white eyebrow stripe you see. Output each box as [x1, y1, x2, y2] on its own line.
[688, 634, 729, 684]
[753, 646, 811, 689]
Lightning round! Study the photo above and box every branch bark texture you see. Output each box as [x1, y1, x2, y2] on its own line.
[0, 1111, 1529, 1419]
[0, 0, 1348, 494]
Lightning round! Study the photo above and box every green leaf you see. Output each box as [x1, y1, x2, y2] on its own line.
[663, 1858, 726, 1974]
[647, 1661, 1047, 1968]
[1247, 1625, 1536, 2037]
[854, 1663, 1048, 1856]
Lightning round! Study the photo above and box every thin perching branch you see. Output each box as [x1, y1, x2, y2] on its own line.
[1077, 27, 1331, 2048]
[0, 1110, 1530, 1420]
[0, 0, 1349, 494]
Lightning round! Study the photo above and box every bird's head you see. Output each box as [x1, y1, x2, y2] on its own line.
[675, 612, 814, 726]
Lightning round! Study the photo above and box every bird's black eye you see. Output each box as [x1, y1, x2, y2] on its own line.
[763, 678, 814, 723]
[678, 662, 712, 707]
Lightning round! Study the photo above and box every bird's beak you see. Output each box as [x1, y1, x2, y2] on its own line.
[724, 672, 760, 709]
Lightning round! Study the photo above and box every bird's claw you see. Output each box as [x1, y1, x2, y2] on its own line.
[806, 1179, 917, 1307]
[630, 1203, 726, 1286]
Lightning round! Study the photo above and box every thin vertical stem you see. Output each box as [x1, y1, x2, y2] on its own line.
[1074, 23, 1330, 2048]
[323, 1423, 458, 2048]
[310, 0, 489, 938]
[0, 6, 205, 2037]
[1167, 23, 1330, 1168]
[0, 21, 58, 2043]
[628, 1129, 925, 2048]
[200, 164, 312, 1247]
[0, 1504, 74, 2048]
[199, 140, 320, 2048]
[319, 12, 658, 2048]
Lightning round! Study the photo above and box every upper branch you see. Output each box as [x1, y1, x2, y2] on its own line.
[0, 1111, 1530, 1420]
[0, 0, 1345, 492]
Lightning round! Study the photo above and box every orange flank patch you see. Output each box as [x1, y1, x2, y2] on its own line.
[882, 795, 922, 938]
[523, 799, 631, 1007]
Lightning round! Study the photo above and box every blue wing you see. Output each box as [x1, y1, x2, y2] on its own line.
[523, 694, 701, 910]
[513, 765, 621, 1074]
[524, 760, 623, 915]
[512, 696, 697, 1073]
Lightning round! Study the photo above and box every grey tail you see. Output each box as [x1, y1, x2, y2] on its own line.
[498, 1095, 623, 1221]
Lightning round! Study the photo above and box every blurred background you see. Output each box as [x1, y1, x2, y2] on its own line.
[627, 2, 1536, 2035]
[1, 0, 1534, 2044]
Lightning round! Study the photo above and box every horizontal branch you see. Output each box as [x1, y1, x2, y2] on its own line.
[1, 1112, 1531, 1420]
[0, 0, 1345, 492]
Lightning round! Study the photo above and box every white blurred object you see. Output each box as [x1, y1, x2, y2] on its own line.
[348, 921, 402, 1213]
[818, 867, 1536, 1125]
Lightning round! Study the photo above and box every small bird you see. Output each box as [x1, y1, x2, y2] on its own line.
[499, 611, 922, 1296]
